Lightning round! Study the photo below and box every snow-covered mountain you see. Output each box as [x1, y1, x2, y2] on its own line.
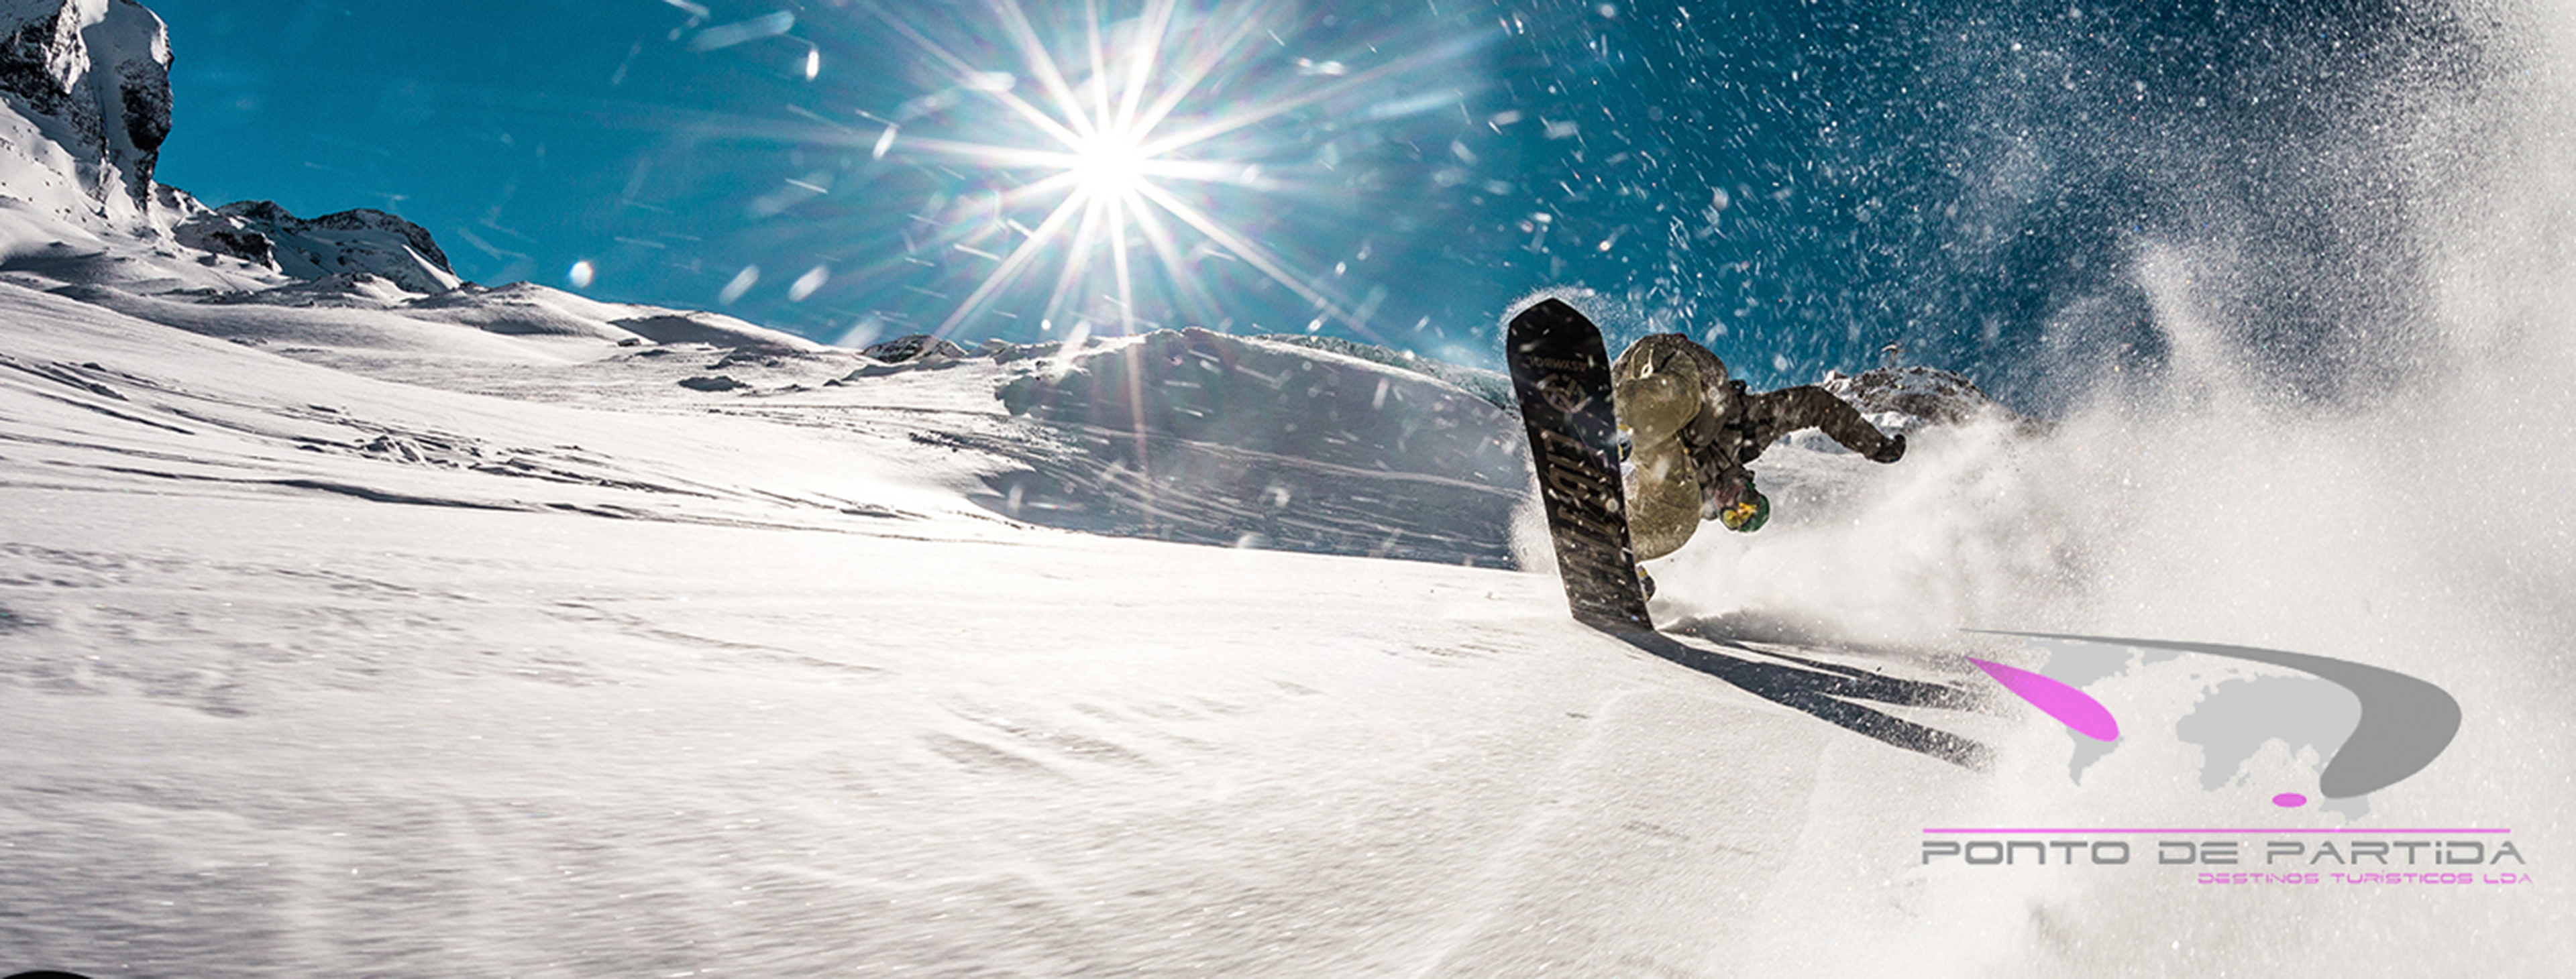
[0, 0, 818, 353]
[0, 0, 170, 226]
[174, 198, 462, 294]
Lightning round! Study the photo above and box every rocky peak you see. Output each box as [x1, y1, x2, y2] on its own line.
[176, 199, 462, 294]
[0, 0, 172, 219]
[861, 333, 969, 363]
[299, 207, 455, 272]
[0, 0, 466, 295]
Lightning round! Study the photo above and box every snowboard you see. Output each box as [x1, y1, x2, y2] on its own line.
[1505, 298, 1654, 631]
[1504, 300, 1996, 766]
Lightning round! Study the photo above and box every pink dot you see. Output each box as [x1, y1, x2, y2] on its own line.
[2273, 793, 2308, 808]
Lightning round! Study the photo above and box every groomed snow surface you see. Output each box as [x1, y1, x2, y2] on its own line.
[3, 264, 2570, 977]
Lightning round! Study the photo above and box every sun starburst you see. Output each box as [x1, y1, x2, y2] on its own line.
[859, 0, 1470, 347]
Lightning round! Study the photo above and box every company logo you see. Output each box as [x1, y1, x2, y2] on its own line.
[1915, 631, 2526, 884]
[1919, 833, 2532, 884]
[1964, 631, 2462, 805]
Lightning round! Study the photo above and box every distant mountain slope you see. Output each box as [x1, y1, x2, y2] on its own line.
[175, 199, 461, 294]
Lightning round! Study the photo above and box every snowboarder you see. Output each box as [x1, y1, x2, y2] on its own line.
[1611, 333, 1905, 561]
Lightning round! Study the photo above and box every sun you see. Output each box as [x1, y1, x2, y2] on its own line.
[862, 0, 1464, 345]
[1069, 128, 1153, 197]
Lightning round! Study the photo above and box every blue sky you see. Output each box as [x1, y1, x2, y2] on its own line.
[151, 1, 2459, 410]
[155, 0, 1529, 363]
[158, 1, 844, 312]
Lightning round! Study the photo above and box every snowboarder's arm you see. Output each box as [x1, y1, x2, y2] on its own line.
[1748, 386, 1902, 461]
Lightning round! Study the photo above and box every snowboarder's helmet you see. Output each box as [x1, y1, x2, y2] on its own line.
[1719, 487, 1770, 533]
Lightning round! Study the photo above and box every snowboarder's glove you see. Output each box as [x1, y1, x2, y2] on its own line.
[1868, 433, 1906, 464]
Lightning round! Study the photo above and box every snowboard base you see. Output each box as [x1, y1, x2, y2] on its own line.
[1505, 298, 1652, 630]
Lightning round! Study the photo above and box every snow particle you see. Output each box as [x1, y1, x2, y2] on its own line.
[567, 260, 596, 288]
[688, 11, 795, 52]
[789, 265, 830, 301]
[718, 266, 761, 304]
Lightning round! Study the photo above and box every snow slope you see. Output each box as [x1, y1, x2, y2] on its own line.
[0, 274, 1942, 976]
[3, 263, 2569, 976]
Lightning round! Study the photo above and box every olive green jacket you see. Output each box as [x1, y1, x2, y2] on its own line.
[1610, 334, 1899, 559]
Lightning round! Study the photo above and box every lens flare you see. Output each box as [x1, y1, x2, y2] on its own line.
[1069, 129, 1150, 197]
[858, 0, 1480, 345]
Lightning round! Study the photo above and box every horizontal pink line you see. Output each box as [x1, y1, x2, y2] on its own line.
[1923, 828, 2511, 835]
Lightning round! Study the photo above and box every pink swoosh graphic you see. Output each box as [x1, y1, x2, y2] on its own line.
[1968, 657, 2120, 742]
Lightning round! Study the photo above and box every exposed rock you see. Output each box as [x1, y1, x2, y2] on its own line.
[174, 223, 273, 266]
[0, 3, 91, 130]
[0, 0, 173, 215]
[984, 340, 1065, 365]
[301, 206, 454, 272]
[678, 375, 747, 392]
[174, 200, 461, 294]
[114, 48, 166, 184]
[861, 333, 968, 363]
